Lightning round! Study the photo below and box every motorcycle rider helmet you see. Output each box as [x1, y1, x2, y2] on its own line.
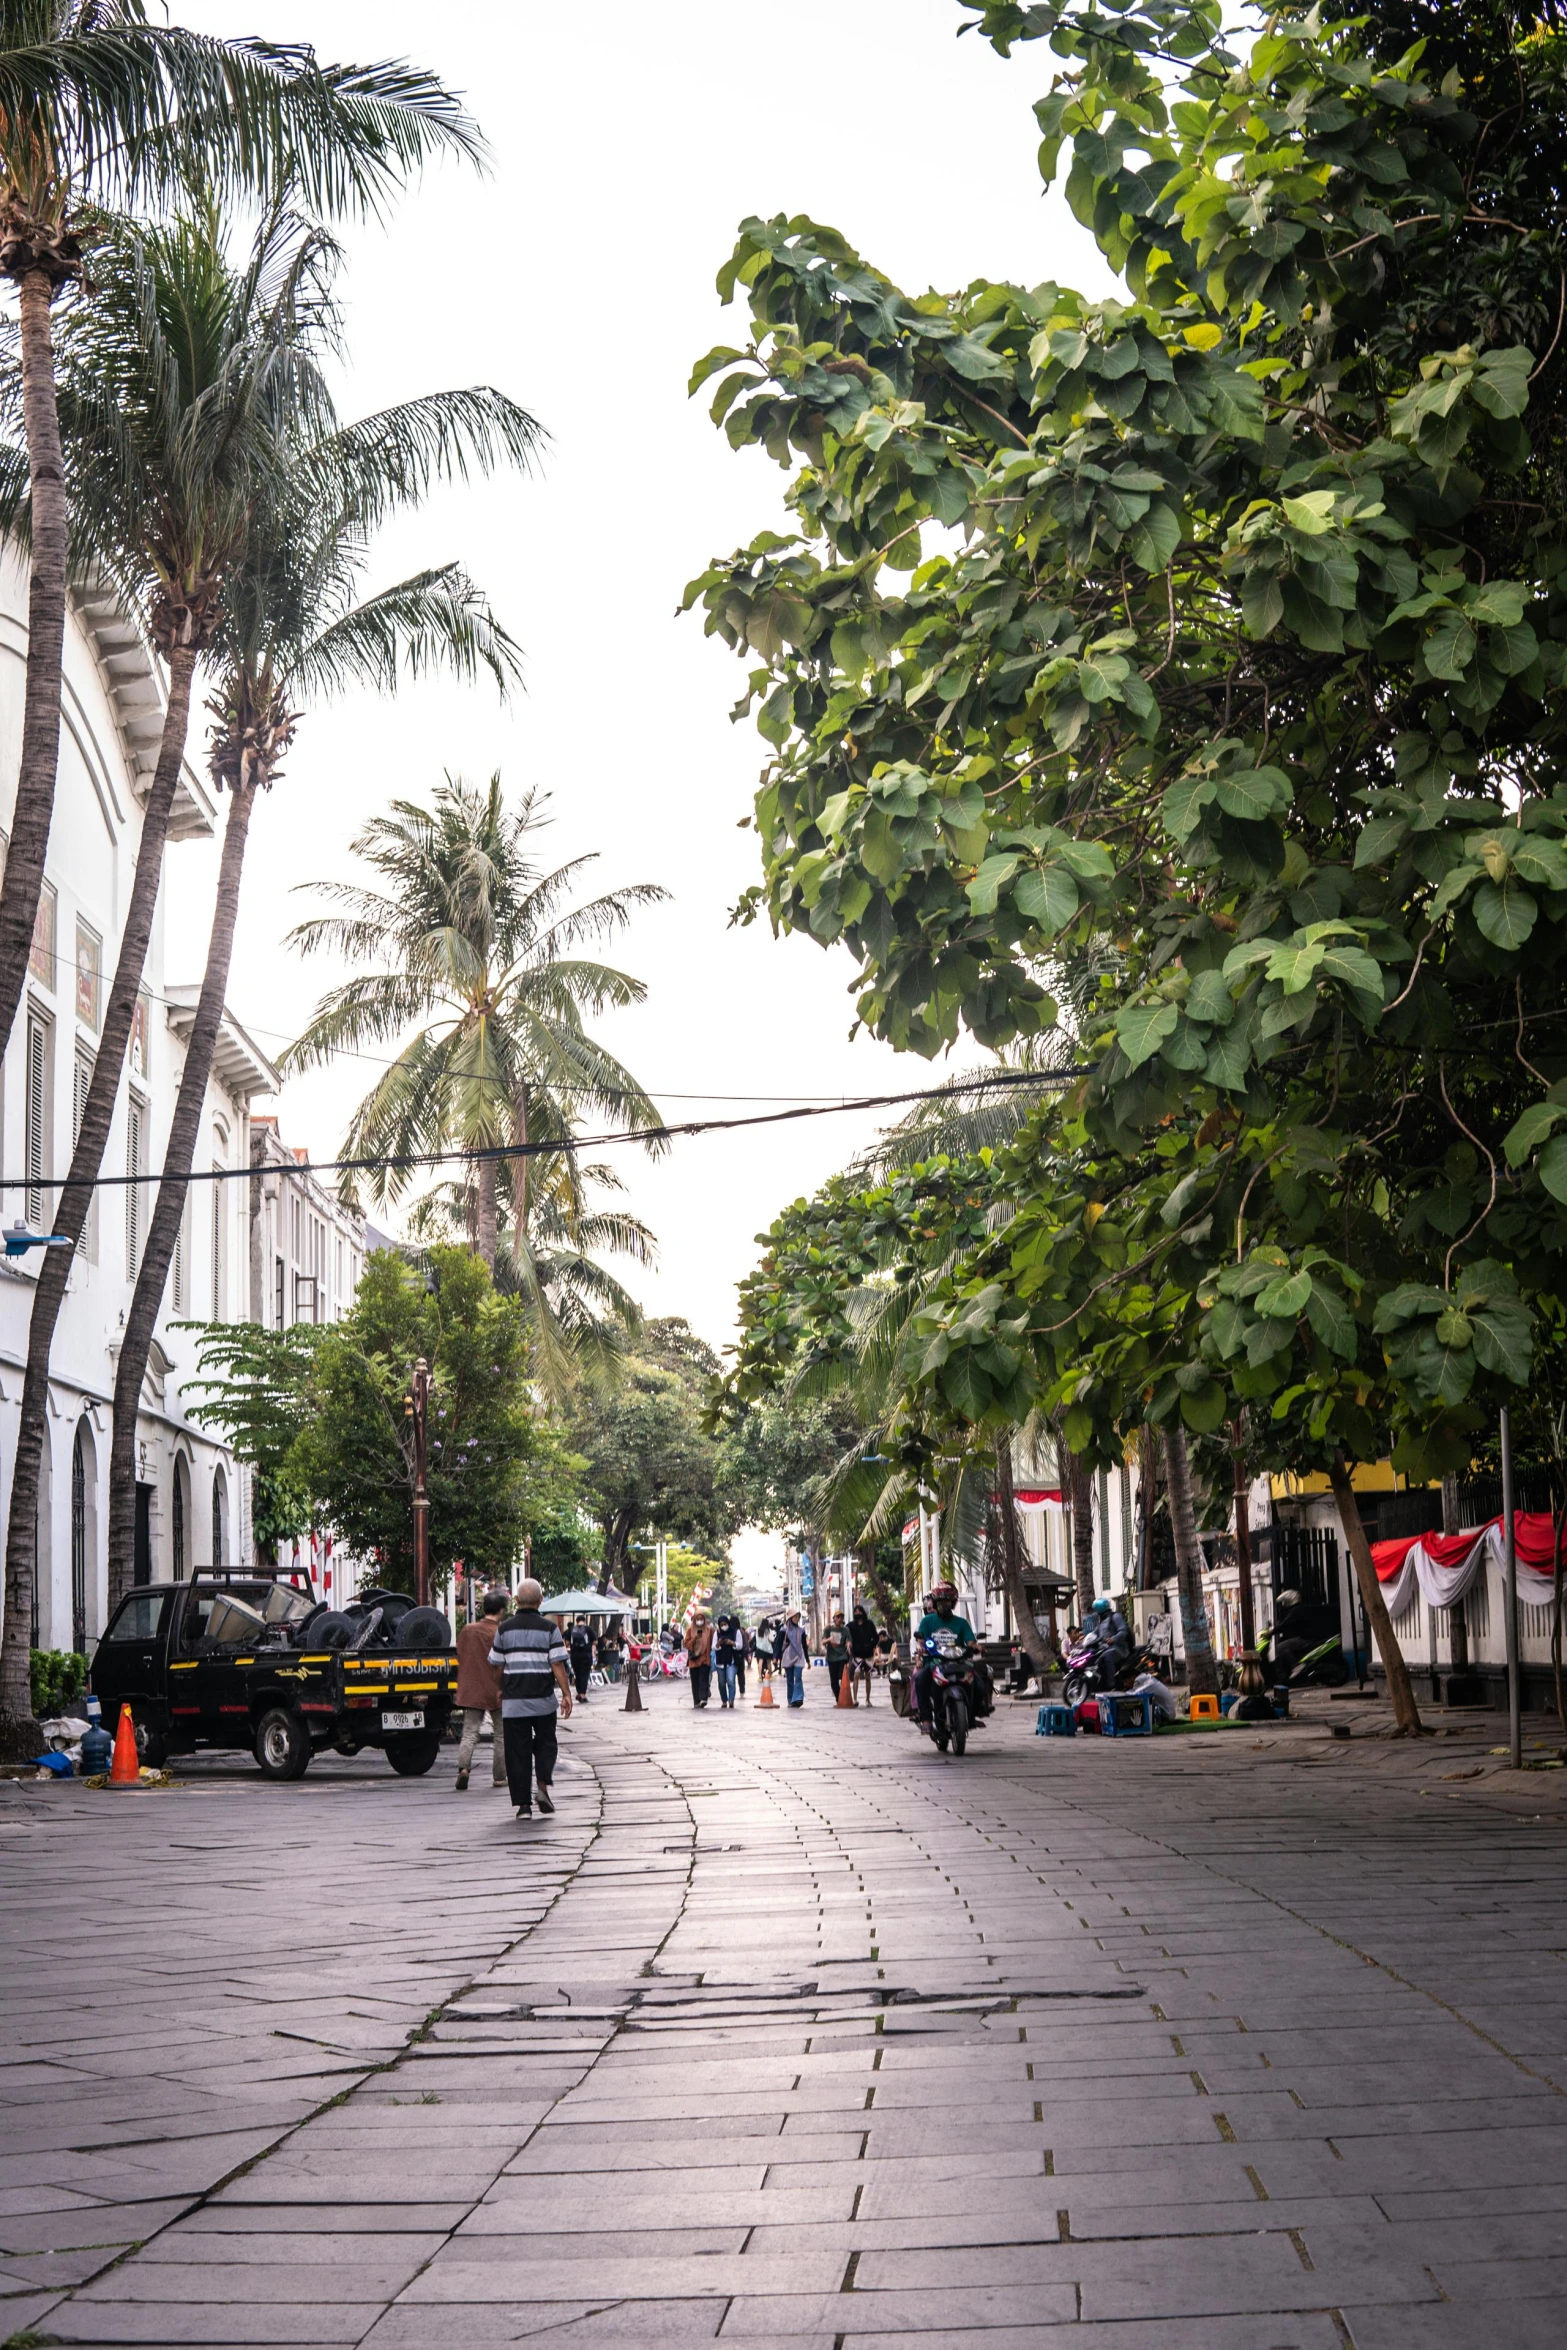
[928, 1582, 958, 1606]
[1090, 1596, 1112, 1615]
[1275, 1588, 1301, 1609]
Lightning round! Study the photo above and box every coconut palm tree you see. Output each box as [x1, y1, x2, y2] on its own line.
[0, 4, 481, 1084]
[282, 775, 668, 1271]
[406, 1159, 654, 1407]
[105, 409, 534, 1607]
[0, 199, 348, 1749]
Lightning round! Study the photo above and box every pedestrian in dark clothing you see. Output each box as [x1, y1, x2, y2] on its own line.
[569, 1619, 593, 1699]
[735, 1623, 748, 1697]
[713, 1616, 740, 1707]
[687, 1612, 715, 1706]
[848, 1604, 877, 1705]
[489, 1578, 573, 1820]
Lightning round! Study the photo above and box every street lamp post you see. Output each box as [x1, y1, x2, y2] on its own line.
[409, 1356, 430, 1610]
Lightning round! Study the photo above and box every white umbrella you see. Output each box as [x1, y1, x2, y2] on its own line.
[538, 1588, 630, 1616]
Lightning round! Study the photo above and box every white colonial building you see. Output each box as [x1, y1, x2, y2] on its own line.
[0, 547, 279, 1652]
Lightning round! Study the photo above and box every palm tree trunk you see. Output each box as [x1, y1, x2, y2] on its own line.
[0, 272, 69, 1059]
[1328, 1452, 1424, 1735]
[0, 645, 198, 1754]
[474, 1155, 498, 1271]
[1066, 1447, 1095, 1616]
[996, 1434, 1050, 1671]
[108, 779, 258, 1603]
[1163, 1424, 1220, 1699]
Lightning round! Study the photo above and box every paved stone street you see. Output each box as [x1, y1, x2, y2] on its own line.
[3, 1681, 1567, 2349]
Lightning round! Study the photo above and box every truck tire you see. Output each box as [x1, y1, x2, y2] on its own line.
[384, 1732, 441, 1776]
[308, 1610, 358, 1650]
[130, 1708, 168, 1768]
[254, 1707, 311, 1781]
[395, 1607, 451, 1649]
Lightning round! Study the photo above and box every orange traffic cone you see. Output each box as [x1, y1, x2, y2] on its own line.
[756, 1674, 775, 1709]
[109, 1704, 142, 1786]
[836, 1666, 856, 1709]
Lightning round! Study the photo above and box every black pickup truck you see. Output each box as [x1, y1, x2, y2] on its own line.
[89, 1573, 461, 1779]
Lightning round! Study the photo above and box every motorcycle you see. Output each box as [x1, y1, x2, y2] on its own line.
[1256, 1625, 1351, 1690]
[917, 1630, 981, 1755]
[1060, 1627, 1137, 1708]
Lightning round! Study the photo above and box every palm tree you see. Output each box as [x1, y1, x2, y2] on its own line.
[0, 4, 481, 1083]
[105, 402, 536, 1607]
[0, 199, 344, 1750]
[406, 1158, 654, 1407]
[283, 775, 668, 1271]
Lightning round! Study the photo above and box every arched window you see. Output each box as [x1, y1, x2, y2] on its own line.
[71, 1424, 88, 1653]
[211, 1468, 226, 1570]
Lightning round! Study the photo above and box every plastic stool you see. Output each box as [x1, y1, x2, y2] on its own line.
[1036, 1702, 1076, 1737]
[1100, 1690, 1154, 1737]
[1188, 1692, 1222, 1721]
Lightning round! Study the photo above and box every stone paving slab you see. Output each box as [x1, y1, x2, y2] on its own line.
[4, 1684, 1566, 2348]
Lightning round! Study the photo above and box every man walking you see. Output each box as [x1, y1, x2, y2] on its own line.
[489, 1579, 573, 1820]
[781, 1610, 810, 1707]
[824, 1612, 851, 1701]
[849, 1603, 877, 1705]
[713, 1615, 739, 1708]
[454, 1588, 510, 1792]
[687, 1611, 714, 1707]
[569, 1617, 594, 1701]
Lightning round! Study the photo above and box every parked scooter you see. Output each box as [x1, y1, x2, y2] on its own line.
[1256, 1624, 1351, 1690]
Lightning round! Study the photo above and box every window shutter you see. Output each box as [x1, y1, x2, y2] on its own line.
[125, 1097, 144, 1275]
[25, 1017, 47, 1229]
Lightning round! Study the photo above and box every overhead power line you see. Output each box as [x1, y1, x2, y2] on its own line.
[0, 1069, 1083, 1196]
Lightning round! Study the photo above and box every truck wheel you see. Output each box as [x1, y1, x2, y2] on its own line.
[395, 1607, 451, 1649]
[121, 1708, 168, 1769]
[384, 1733, 440, 1776]
[254, 1708, 311, 1781]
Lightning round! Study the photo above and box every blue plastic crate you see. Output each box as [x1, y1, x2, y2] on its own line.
[1036, 1702, 1076, 1737]
[1099, 1690, 1154, 1738]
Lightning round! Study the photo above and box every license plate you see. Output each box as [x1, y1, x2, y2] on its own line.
[381, 1709, 424, 1730]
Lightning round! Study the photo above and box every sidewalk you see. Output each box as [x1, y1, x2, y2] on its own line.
[2, 1683, 1565, 2345]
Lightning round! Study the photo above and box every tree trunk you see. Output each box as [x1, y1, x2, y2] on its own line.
[1066, 1447, 1095, 1617]
[0, 272, 69, 1072]
[0, 645, 197, 1754]
[996, 1433, 1050, 1670]
[859, 1545, 905, 1636]
[1329, 1452, 1424, 1735]
[474, 1154, 498, 1271]
[1232, 1426, 1257, 1656]
[108, 780, 258, 1603]
[1163, 1424, 1220, 1699]
[1441, 1469, 1470, 1672]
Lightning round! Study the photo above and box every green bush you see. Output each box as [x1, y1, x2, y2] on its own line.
[30, 1647, 88, 1718]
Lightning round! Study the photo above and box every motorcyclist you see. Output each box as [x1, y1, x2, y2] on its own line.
[1261, 1587, 1314, 1681]
[1087, 1594, 1133, 1685]
[911, 1583, 991, 1731]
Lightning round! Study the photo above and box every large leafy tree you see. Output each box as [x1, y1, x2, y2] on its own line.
[570, 1318, 741, 1587]
[0, 200, 339, 1747]
[0, 2, 480, 1099]
[283, 774, 666, 1273]
[105, 381, 537, 1608]
[694, 0, 1567, 1732]
[189, 1245, 560, 1590]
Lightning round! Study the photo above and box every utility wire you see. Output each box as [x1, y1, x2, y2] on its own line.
[1, 1069, 1082, 1196]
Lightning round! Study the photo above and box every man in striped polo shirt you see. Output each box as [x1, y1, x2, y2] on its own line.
[489, 1578, 573, 1820]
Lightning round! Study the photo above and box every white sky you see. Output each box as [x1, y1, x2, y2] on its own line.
[168, 0, 1113, 1359]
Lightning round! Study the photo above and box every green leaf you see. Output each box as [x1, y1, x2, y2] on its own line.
[1304, 1283, 1358, 1358]
[1282, 491, 1337, 535]
[966, 853, 1021, 916]
[1503, 1100, 1566, 1166]
[1539, 1135, 1567, 1205]
[1470, 1305, 1532, 1385]
[1423, 610, 1478, 679]
[1255, 1269, 1312, 1319]
[1013, 863, 1079, 931]
[1473, 878, 1538, 951]
[1215, 765, 1291, 822]
[1179, 1379, 1229, 1434]
[1354, 814, 1409, 869]
[1115, 1002, 1178, 1069]
[1162, 773, 1216, 842]
[1185, 968, 1234, 1026]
